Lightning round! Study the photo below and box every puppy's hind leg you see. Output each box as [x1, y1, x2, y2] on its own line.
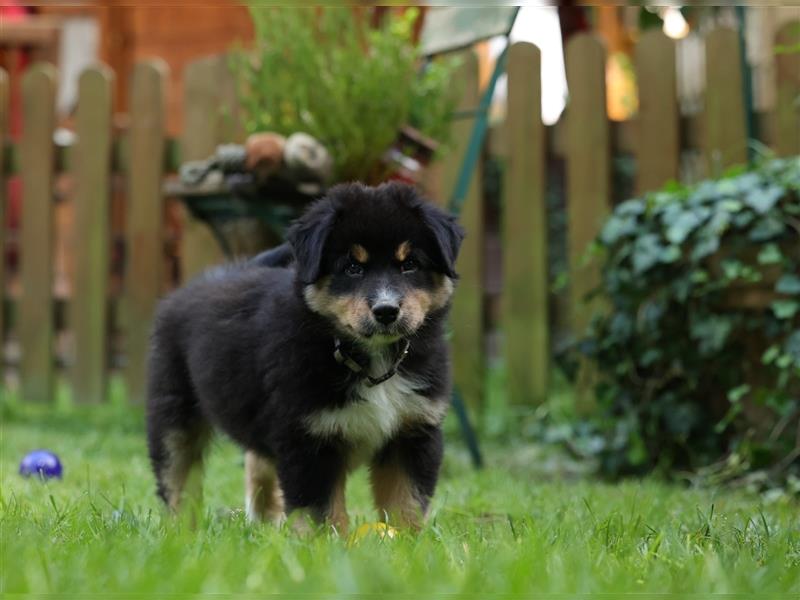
[148, 417, 211, 517]
[244, 450, 284, 524]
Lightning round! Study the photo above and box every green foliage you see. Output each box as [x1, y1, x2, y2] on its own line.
[230, 7, 459, 183]
[579, 157, 800, 485]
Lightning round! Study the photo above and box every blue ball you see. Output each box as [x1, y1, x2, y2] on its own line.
[19, 450, 63, 480]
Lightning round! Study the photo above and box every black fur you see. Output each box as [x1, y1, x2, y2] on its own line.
[146, 181, 463, 524]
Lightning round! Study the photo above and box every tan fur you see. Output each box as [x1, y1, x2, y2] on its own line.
[285, 471, 348, 535]
[395, 240, 412, 262]
[328, 473, 349, 533]
[351, 244, 369, 263]
[304, 279, 372, 334]
[370, 462, 424, 529]
[161, 427, 210, 520]
[401, 275, 454, 330]
[244, 451, 285, 523]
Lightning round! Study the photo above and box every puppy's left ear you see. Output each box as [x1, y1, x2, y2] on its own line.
[286, 198, 337, 283]
[420, 202, 465, 278]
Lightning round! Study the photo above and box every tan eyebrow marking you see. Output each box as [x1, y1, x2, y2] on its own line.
[350, 244, 369, 263]
[395, 241, 412, 262]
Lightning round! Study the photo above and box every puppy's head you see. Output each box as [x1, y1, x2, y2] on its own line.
[287, 182, 464, 345]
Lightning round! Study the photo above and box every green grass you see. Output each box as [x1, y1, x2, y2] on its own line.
[1, 398, 799, 597]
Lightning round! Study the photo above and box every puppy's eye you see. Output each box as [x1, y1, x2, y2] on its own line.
[400, 258, 418, 274]
[344, 261, 364, 277]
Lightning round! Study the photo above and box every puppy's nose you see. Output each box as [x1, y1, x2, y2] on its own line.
[372, 303, 399, 325]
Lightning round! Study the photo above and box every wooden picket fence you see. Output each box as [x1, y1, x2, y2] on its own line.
[0, 24, 798, 410]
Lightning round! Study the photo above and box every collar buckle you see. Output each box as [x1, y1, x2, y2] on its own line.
[334, 338, 410, 387]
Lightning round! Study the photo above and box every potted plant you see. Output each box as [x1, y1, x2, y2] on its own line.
[229, 6, 457, 186]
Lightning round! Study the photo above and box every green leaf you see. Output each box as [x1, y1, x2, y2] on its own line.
[639, 348, 662, 367]
[757, 244, 783, 265]
[600, 214, 637, 245]
[690, 315, 733, 354]
[744, 185, 784, 214]
[785, 330, 800, 363]
[691, 236, 720, 261]
[665, 211, 702, 245]
[719, 199, 744, 213]
[632, 234, 664, 274]
[727, 384, 750, 403]
[749, 216, 785, 241]
[660, 245, 682, 263]
[762, 344, 781, 365]
[771, 300, 800, 319]
[776, 274, 800, 295]
[616, 198, 646, 216]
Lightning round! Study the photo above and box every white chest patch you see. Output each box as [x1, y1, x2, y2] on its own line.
[304, 361, 447, 462]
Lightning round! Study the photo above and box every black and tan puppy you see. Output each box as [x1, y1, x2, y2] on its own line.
[146, 182, 463, 531]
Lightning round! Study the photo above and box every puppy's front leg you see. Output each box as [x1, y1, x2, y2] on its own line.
[370, 425, 444, 529]
[277, 443, 349, 534]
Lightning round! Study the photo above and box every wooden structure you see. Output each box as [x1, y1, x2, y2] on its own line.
[1, 22, 798, 410]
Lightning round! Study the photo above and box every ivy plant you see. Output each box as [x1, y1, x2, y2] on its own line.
[578, 156, 800, 486]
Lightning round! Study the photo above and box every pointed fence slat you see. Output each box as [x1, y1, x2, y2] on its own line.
[180, 56, 228, 280]
[125, 60, 168, 405]
[565, 34, 610, 413]
[442, 50, 484, 413]
[20, 63, 57, 403]
[566, 34, 610, 336]
[705, 27, 748, 174]
[774, 21, 800, 158]
[503, 42, 548, 405]
[72, 66, 114, 404]
[636, 30, 679, 193]
[0, 68, 7, 376]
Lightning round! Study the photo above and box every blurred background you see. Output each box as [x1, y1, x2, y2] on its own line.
[1, 3, 799, 490]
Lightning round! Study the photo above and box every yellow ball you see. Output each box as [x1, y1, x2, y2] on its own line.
[350, 522, 398, 545]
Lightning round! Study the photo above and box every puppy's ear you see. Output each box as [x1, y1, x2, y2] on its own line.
[420, 201, 465, 278]
[286, 198, 337, 283]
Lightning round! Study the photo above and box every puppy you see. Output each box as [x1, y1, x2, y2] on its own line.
[146, 181, 464, 531]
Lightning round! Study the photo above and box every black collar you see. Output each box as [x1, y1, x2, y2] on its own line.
[333, 338, 410, 387]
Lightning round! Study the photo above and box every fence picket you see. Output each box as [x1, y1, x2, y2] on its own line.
[180, 56, 228, 280]
[442, 50, 484, 413]
[125, 60, 168, 405]
[774, 21, 800, 158]
[566, 34, 610, 335]
[72, 66, 114, 404]
[20, 63, 57, 403]
[503, 42, 548, 405]
[705, 27, 748, 174]
[566, 34, 609, 412]
[636, 30, 679, 193]
[0, 68, 7, 378]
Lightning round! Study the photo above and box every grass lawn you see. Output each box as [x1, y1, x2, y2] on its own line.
[2, 397, 799, 597]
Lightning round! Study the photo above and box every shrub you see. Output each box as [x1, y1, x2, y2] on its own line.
[230, 6, 458, 184]
[579, 156, 800, 486]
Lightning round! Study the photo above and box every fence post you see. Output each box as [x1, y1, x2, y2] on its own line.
[20, 63, 57, 403]
[124, 60, 168, 405]
[441, 50, 484, 414]
[180, 56, 228, 280]
[636, 30, 679, 193]
[72, 65, 114, 404]
[705, 27, 748, 174]
[565, 34, 610, 412]
[774, 21, 800, 158]
[503, 42, 548, 405]
[0, 68, 7, 380]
